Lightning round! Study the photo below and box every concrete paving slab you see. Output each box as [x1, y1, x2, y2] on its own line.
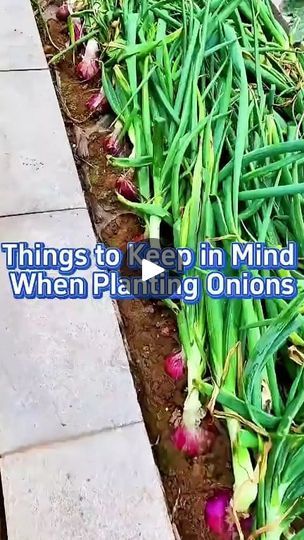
[272, 0, 289, 25]
[272, 0, 281, 9]
[0, 0, 47, 70]
[0, 70, 85, 216]
[0, 209, 142, 454]
[1, 423, 174, 540]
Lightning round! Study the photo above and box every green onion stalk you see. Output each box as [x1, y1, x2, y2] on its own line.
[170, 133, 212, 459]
[200, 75, 259, 516]
[223, 300, 259, 515]
[256, 433, 304, 540]
[254, 373, 304, 539]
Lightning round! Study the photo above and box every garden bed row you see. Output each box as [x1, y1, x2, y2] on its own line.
[35, 4, 232, 539]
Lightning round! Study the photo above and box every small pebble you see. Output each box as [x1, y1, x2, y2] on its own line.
[160, 326, 172, 337]
[44, 45, 53, 55]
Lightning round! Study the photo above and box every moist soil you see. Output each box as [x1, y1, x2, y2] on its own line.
[36, 9, 233, 539]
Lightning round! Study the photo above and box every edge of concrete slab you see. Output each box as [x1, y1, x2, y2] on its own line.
[0, 1, 175, 538]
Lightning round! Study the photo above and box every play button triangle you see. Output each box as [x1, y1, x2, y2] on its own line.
[141, 259, 165, 282]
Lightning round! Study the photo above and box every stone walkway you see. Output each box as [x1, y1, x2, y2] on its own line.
[0, 1, 174, 538]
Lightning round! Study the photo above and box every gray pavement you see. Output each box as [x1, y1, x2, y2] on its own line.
[2, 424, 173, 540]
[0, 210, 142, 454]
[0, 70, 85, 216]
[0, 0, 47, 70]
[0, 1, 174, 539]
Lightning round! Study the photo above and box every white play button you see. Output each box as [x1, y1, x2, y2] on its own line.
[142, 259, 165, 282]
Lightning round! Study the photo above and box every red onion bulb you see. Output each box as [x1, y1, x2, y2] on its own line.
[205, 490, 233, 539]
[116, 172, 138, 202]
[56, 3, 70, 21]
[164, 351, 185, 381]
[86, 90, 110, 115]
[172, 423, 216, 458]
[205, 490, 253, 539]
[73, 18, 83, 41]
[76, 38, 100, 81]
[102, 122, 124, 157]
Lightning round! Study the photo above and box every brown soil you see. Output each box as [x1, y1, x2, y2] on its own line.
[36, 9, 233, 539]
